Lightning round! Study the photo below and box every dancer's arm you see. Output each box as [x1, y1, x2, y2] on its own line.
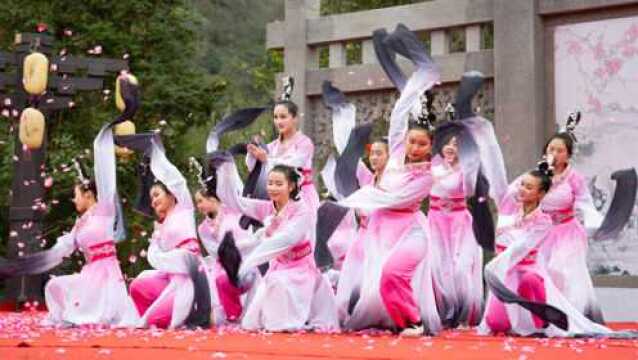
[239, 205, 310, 272]
[216, 160, 272, 222]
[149, 142, 193, 210]
[93, 125, 117, 215]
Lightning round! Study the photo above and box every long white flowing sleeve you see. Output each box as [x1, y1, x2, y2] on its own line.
[149, 141, 193, 210]
[215, 160, 272, 222]
[239, 206, 311, 273]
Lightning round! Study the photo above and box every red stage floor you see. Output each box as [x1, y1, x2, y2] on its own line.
[1, 313, 637, 359]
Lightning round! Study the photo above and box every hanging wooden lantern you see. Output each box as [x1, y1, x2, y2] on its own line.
[115, 72, 139, 112]
[114, 120, 135, 158]
[23, 52, 49, 95]
[19, 108, 45, 150]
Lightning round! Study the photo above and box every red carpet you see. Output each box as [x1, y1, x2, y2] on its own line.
[1, 312, 637, 359]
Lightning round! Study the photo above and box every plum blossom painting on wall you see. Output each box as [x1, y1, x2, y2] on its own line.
[554, 15, 638, 276]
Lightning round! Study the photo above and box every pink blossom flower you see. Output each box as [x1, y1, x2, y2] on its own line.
[625, 23, 638, 42]
[593, 41, 605, 60]
[604, 58, 622, 76]
[567, 40, 582, 56]
[587, 94, 602, 113]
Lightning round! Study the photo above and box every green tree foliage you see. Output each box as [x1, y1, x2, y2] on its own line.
[0, 0, 281, 281]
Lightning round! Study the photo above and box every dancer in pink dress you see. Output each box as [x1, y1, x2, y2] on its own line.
[480, 161, 612, 336]
[246, 99, 320, 212]
[0, 124, 138, 327]
[539, 131, 603, 322]
[335, 24, 441, 336]
[319, 81, 377, 272]
[428, 70, 507, 329]
[191, 158, 259, 325]
[213, 159, 338, 331]
[126, 135, 210, 329]
[428, 135, 483, 327]
[333, 140, 388, 322]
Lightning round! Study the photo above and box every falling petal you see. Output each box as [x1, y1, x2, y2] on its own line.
[122, 53, 130, 60]
[63, 29, 73, 37]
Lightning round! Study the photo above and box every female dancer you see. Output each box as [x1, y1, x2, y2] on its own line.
[334, 139, 389, 321]
[481, 161, 611, 336]
[540, 131, 603, 322]
[428, 134, 483, 327]
[193, 160, 258, 325]
[336, 24, 442, 336]
[0, 124, 138, 326]
[127, 136, 210, 329]
[246, 99, 320, 212]
[213, 158, 338, 331]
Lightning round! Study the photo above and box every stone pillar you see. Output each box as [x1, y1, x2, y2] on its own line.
[493, 0, 545, 178]
[283, 0, 319, 136]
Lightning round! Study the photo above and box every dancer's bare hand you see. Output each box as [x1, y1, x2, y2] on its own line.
[247, 144, 267, 162]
